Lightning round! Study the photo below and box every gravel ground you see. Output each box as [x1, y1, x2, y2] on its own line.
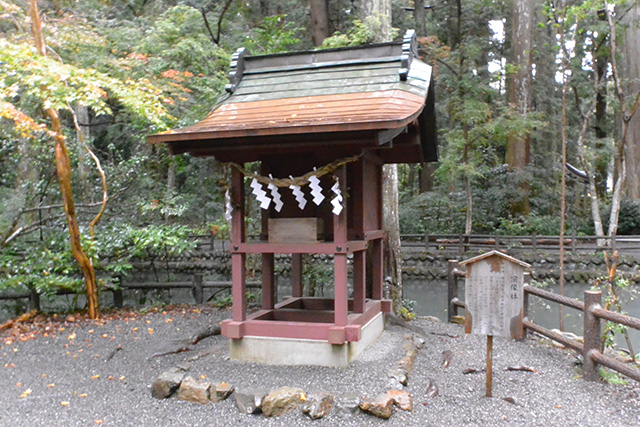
[1, 305, 639, 426]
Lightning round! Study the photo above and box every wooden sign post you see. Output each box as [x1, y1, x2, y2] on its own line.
[460, 251, 530, 397]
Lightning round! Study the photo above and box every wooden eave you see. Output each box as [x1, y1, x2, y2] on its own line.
[149, 30, 437, 164]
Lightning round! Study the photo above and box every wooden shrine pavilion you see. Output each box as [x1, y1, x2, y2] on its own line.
[149, 30, 437, 366]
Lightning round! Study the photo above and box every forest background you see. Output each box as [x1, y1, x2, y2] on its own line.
[1, 0, 640, 316]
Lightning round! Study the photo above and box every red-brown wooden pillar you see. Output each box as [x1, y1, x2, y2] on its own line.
[230, 167, 246, 336]
[259, 163, 276, 310]
[330, 165, 348, 344]
[372, 239, 383, 300]
[262, 253, 275, 309]
[353, 251, 366, 313]
[291, 254, 303, 297]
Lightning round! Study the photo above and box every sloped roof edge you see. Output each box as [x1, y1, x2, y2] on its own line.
[460, 250, 532, 269]
[149, 30, 437, 163]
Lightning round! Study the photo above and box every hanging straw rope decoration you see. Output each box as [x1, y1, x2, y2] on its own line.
[221, 152, 364, 188]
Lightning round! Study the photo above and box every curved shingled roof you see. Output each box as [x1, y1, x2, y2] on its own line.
[149, 30, 436, 164]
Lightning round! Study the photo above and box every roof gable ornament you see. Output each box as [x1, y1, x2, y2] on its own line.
[225, 47, 248, 94]
[399, 29, 417, 81]
[459, 250, 531, 269]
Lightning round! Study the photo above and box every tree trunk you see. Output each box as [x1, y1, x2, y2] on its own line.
[383, 164, 403, 313]
[356, 0, 400, 311]
[355, 0, 392, 43]
[310, 0, 330, 47]
[419, 163, 436, 192]
[605, 1, 638, 237]
[622, 3, 640, 199]
[414, 0, 426, 37]
[165, 157, 176, 222]
[594, 33, 609, 196]
[505, 0, 536, 216]
[75, 105, 91, 197]
[29, 0, 99, 319]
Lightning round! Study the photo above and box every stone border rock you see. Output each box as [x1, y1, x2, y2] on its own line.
[150, 332, 426, 420]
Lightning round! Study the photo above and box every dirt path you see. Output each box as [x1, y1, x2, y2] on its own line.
[1, 306, 639, 426]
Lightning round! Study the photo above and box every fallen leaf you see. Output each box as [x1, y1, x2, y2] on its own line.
[441, 350, 453, 368]
[90, 375, 100, 380]
[68, 333, 76, 340]
[20, 388, 32, 398]
[16, 382, 22, 387]
[506, 365, 537, 373]
[148, 328, 154, 335]
[166, 318, 173, 323]
[101, 334, 108, 338]
[79, 393, 87, 398]
[95, 420, 103, 424]
[47, 384, 55, 388]
[425, 379, 439, 399]
[200, 375, 206, 379]
[119, 376, 125, 381]
[462, 367, 485, 375]
[61, 401, 70, 406]
[503, 397, 518, 405]
[108, 376, 115, 381]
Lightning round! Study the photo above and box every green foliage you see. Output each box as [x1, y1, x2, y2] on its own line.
[0, 224, 197, 298]
[591, 274, 637, 353]
[0, 232, 84, 296]
[302, 255, 332, 297]
[0, 39, 174, 131]
[398, 299, 417, 321]
[617, 200, 640, 235]
[599, 368, 628, 385]
[244, 15, 301, 54]
[496, 215, 562, 236]
[212, 294, 233, 308]
[321, 17, 399, 49]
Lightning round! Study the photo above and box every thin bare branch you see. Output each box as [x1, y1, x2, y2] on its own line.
[200, 0, 234, 46]
[69, 105, 108, 239]
[200, 7, 217, 45]
[436, 58, 458, 76]
[2, 214, 65, 246]
[21, 201, 104, 214]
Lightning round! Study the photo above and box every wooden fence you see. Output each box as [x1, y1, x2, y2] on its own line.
[0, 275, 261, 312]
[191, 232, 640, 254]
[402, 233, 640, 254]
[447, 260, 640, 383]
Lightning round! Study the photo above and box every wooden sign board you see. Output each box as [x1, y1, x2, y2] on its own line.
[268, 218, 324, 243]
[461, 251, 530, 339]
